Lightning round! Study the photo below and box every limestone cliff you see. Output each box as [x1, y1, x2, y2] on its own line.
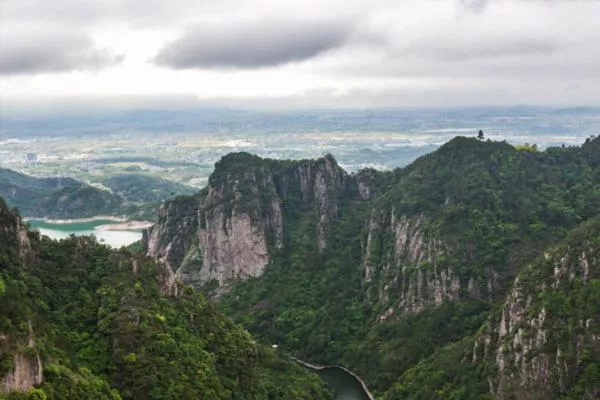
[1, 323, 43, 395]
[362, 206, 464, 321]
[474, 219, 600, 398]
[0, 199, 32, 262]
[144, 153, 353, 293]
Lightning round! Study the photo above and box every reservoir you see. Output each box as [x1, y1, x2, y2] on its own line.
[27, 219, 144, 248]
[316, 367, 373, 400]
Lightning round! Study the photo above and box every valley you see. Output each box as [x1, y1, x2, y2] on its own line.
[2, 114, 600, 398]
[142, 135, 600, 398]
[3, 0, 600, 397]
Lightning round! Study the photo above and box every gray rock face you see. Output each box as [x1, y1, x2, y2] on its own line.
[1, 323, 43, 394]
[192, 175, 282, 290]
[0, 200, 32, 261]
[145, 195, 199, 294]
[362, 207, 460, 321]
[296, 156, 347, 252]
[144, 153, 352, 293]
[473, 238, 600, 398]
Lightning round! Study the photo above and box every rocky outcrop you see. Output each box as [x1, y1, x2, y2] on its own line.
[192, 170, 283, 290]
[295, 155, 347, 251]
[474, 227, 600, 399]
[362, 207, 461, 321]
[145, 195, 200, 294]
[1, 323, 43, 394]
[144, 153, 353, 293]
[0, 198, 32, 261]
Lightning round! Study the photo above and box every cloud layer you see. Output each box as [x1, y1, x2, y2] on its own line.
[1, 0, 600, 111]
[0, 29, 123, 75]
[154, 18, 355, 69]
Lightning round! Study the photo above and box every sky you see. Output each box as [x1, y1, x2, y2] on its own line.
[1, 0, 600, 116]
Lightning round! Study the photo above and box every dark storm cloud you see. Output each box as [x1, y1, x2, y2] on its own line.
[0, 31, 123, 75]
[153, 18, 355, 69]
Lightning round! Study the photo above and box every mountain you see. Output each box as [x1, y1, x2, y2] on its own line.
[0, 167, 123, 218]
[144, 136, 600, 398]
[99, 174, 196, 204]
[0, 168, 195, 220]
[0, 198, 331, 399]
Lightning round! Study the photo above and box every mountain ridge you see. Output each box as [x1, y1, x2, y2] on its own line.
[145, 135, 600, 398]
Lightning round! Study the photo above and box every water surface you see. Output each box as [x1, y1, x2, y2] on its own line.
[316, 367, 372, 400]
[28, 219, 142, 248]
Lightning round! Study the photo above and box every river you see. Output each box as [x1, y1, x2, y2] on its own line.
[294, 359, 374, 400]
[316, 367, 373, 400]
[27, 219, 143, 248]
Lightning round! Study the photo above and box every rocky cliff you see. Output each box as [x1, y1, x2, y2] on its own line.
[362, 207, 456, 321]
[474, 218, 600, 399]
[144, 153, 354, 293]
[0, 200, 41, 395]
[1, 323, 43, 395]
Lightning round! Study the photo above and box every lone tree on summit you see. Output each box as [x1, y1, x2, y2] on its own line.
[477, 130, 484, 140]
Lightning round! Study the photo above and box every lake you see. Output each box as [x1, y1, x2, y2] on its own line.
[28, 219, 143, 248]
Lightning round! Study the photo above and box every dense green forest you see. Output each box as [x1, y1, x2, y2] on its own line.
[0, 199, 331, 399]
[214, 136, 600, 398]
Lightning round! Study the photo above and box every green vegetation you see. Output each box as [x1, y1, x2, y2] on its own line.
[100, 174, 196, 203]
[0, 167, 122, 218]
[0, 199, 331, 399]
[0, 168, 194, 220]
[4, 134, 600, 398]
[217, 136, 600, 398]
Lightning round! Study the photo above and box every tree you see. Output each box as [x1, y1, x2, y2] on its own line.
[477, 130, 484, 140]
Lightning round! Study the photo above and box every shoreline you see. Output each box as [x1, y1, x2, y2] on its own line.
[95, 221, 154, 231]
[25, 216, 154, 232]
[25, 215, 128, 224]
[292, 357, 375, 400]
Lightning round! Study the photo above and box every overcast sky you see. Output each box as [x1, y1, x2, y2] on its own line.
[1, 0, 600, 116]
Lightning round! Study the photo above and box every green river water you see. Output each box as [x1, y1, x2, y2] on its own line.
[316, 367, 372, 400]
[28, 219, 143, 248]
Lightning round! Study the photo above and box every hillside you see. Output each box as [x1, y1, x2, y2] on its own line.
[100, 174, 196, 203]
[0, 167, 124, 218]
[144, 136, 600, 398]
[0, 198, 331, 399]
[0, 168, 195, 220]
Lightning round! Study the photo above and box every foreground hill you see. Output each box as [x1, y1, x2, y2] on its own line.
[0, 199, 331, 399]
[144, 136, 600, 398]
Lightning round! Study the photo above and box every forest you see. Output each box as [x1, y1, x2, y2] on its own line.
[0, 199, 331, 399]
[216, 136, 600, 398]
